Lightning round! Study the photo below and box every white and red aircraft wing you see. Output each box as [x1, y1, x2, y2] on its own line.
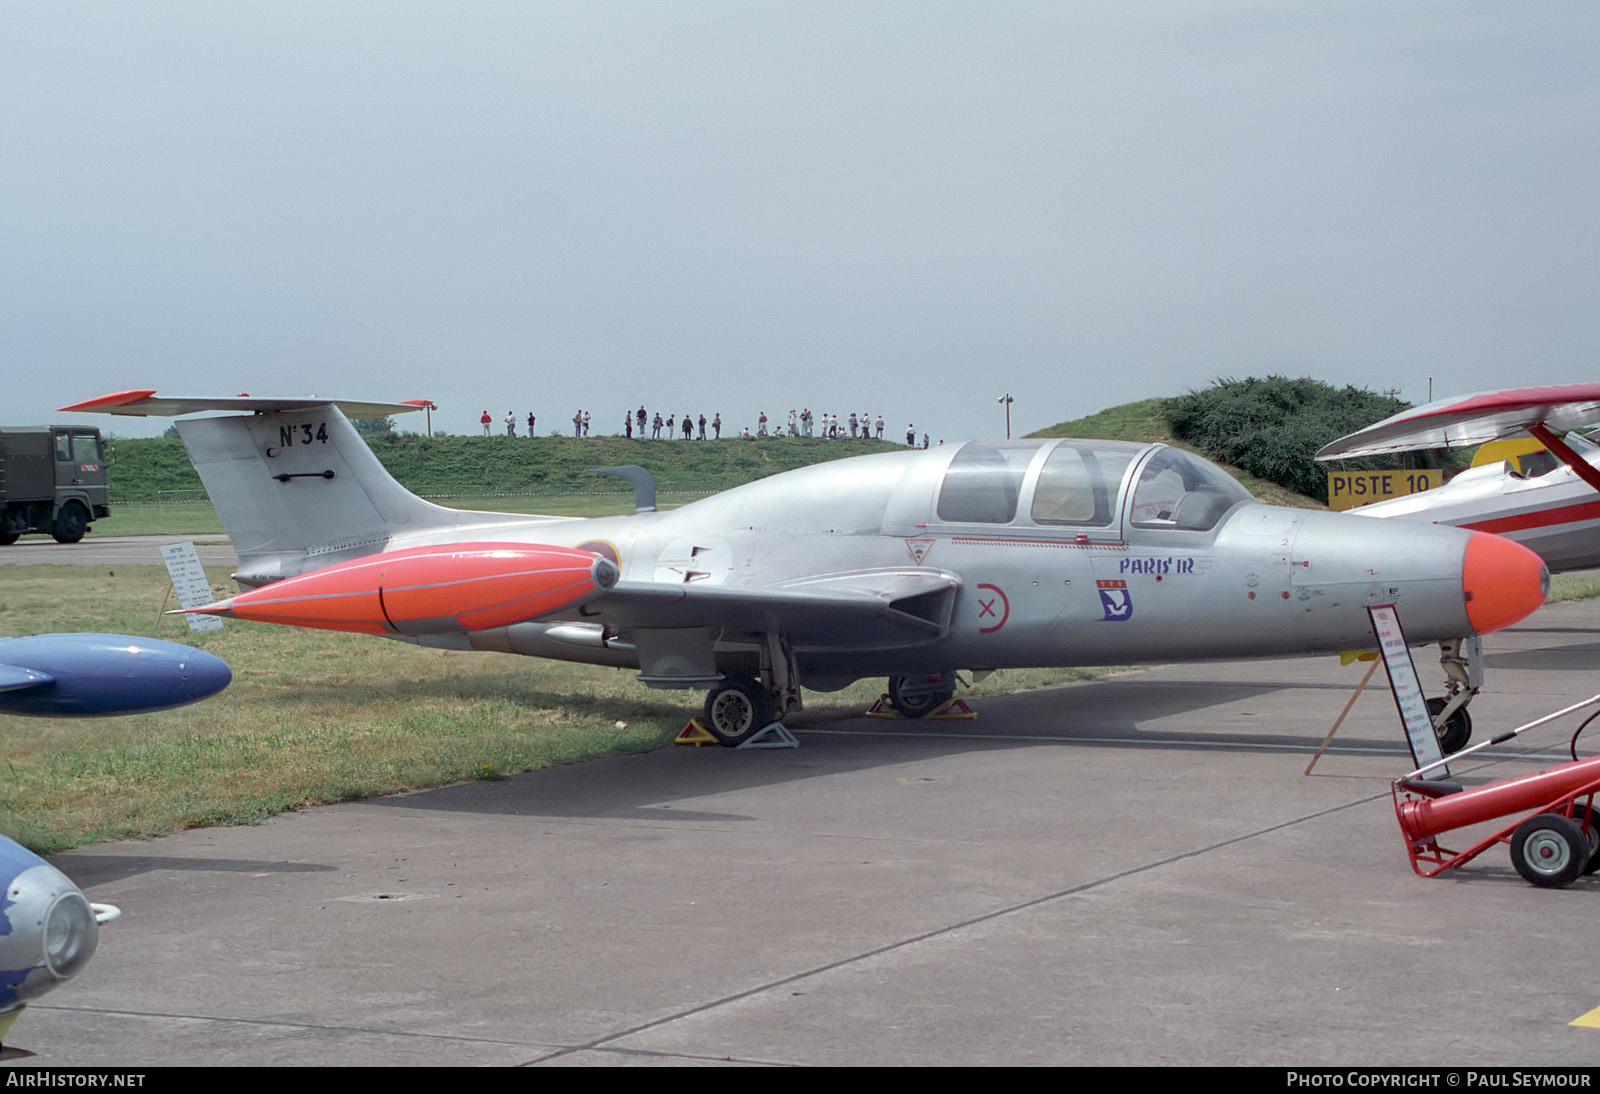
[1318, 384, 1600, 572]
[60, 389, 432, 421]
[1316, 383, 1600, 461]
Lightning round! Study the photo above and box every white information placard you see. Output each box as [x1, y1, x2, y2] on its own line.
[160, 541, 223, 634]
[1368, 604, 1446, 776]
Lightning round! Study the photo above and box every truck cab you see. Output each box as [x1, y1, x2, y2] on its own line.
[0, 427, 109, 544]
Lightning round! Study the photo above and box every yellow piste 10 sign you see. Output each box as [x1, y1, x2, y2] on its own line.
[1327, 469, 1443, 511]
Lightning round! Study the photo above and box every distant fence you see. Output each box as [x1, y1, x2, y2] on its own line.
[110, 482, 725, 505]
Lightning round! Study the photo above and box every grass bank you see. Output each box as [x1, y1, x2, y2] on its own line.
[0, 564, 1112, 853]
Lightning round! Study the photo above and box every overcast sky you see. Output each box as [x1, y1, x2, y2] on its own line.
[5, 2, 1598, 442]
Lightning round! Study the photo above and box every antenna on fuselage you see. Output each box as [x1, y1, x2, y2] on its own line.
[591, 465, 658, 513]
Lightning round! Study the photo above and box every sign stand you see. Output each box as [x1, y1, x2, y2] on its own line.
[1368, 604, 1450, 778]
[1304, 655, 1381, 775]
[159, 541, 223, 634]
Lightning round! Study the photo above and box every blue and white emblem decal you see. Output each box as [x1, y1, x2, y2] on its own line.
[1097, 579, 1133, 621]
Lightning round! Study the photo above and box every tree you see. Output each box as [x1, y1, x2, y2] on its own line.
[1163, 377, 1417, 502]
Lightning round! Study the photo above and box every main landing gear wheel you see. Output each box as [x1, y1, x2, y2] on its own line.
[703, 677, 776, 747]
[1510, 813, 1588, 888]
[51, 502, 89, 545]
[887, 674, 955, 720]
[1426, 697, 1472, 755]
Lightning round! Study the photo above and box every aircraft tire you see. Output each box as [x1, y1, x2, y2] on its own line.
[703, 678, 775, 747]
[887, 674, 954, 719]
[51, 502, 89, 544]
[1425, 697, 1472, 754]
[1510, 813, 1587, 888]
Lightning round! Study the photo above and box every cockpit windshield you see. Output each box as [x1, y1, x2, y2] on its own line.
[1128, 448, 1252, 531]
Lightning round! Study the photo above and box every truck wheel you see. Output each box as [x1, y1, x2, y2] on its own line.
[0, 529, 17, 546]
[51, 502, 89, 544]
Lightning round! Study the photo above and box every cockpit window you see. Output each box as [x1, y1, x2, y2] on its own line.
[937, 442, 1037, 524]
[1129, 448, 1251, 531]
[1031, 445, 1137, 526]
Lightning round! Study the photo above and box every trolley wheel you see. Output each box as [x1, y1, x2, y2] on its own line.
[1426, 697, 1472, 754]
[1568, 804, 1600, 876]
[1510, 813, 1588, 888]
[702, 677, 775, 747]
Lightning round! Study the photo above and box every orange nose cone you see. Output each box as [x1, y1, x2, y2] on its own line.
[1463, 532, 1548, 635]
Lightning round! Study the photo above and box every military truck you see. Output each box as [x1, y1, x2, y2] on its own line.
[0, 427, 109, 544]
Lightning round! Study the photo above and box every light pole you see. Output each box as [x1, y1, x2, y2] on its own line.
[997, 393, 1014, 439]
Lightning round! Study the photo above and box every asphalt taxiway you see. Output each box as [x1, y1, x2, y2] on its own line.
[9, 599, 1600, 1066]
[1, 534, 238, 569]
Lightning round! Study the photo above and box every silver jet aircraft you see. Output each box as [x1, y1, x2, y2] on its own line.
[66, 391, 1550, 747]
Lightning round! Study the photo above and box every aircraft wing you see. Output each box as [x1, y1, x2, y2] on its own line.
[578, 569, 961, 647]
[1317, 383, 1600, 460]
[59, 389, 431, 421]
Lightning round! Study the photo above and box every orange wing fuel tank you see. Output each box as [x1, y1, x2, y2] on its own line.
[189, 542, 619, 636]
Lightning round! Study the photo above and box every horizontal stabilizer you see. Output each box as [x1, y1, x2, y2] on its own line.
[60, 389, 432, 421]
[1318, 383, 1600, 460]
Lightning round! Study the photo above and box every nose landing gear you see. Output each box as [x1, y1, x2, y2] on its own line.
[1430, 637, 1481, 755]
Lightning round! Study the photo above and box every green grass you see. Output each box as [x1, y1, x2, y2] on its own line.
[1547, 574, 1600, 603]
[88, 491, 703, 537]
[1028, 398, 1176, 445]
[0, 565, 1122, 854]
[102, 433, 902, 502]
[0, 565, 688, 852]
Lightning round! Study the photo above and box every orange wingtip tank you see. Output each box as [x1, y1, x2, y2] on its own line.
[187, 542, 619, 636]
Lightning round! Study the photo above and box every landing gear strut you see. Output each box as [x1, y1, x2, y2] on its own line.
[1430, 638, 1481, 755]
[700, 633, 802, 747]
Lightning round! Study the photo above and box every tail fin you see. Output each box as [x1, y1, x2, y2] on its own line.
[177, 405, 488, 587]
